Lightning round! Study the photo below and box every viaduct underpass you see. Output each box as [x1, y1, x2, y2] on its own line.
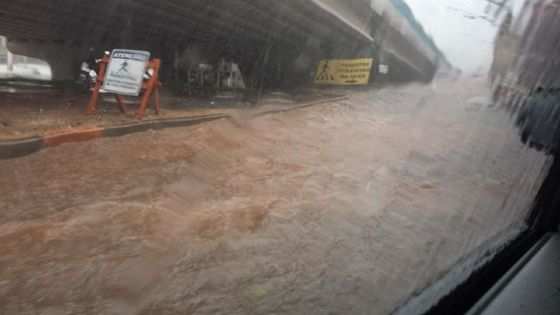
[1, 0, 448, 87]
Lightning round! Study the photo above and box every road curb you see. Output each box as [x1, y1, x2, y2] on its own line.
[0, 136, 44, 160]
[0, 95, 347, 160]
[0, 114, 228, 160]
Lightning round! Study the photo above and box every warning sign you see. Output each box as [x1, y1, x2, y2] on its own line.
[103, 49, 151, 96]
[314, 58, 373, 85]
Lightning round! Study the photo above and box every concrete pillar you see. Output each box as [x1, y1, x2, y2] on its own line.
[0, 36, 13, 73]
[6, 50, 13, 73]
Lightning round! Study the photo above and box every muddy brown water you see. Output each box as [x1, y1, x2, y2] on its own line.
[0, 79, 550, 314]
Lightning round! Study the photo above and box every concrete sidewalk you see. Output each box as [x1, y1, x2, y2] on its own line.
[0, 94, 347, 159]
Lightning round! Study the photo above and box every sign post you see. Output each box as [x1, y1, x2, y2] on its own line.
[86, 49, 161, 120]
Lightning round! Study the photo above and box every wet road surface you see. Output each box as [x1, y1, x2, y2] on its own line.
[0, 79, 550, 314]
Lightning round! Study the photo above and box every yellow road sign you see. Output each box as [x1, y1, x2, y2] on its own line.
[314, 58, 373, 85]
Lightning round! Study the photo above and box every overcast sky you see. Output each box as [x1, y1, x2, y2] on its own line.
[403, 0, 524, 73]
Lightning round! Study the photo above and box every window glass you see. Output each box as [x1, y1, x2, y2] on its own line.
[0, 1, 556, 314]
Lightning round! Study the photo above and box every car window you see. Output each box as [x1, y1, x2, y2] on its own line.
[0, 1, 557, 314]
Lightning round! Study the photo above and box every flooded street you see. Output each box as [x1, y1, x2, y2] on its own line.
[0, 79, 550, 314]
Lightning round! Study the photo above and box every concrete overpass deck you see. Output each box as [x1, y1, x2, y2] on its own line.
[1, 0, 372, 47]
[1, 0, 446, 84]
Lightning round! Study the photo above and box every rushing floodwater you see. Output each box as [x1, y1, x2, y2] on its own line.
[0, 79, 550, 315]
